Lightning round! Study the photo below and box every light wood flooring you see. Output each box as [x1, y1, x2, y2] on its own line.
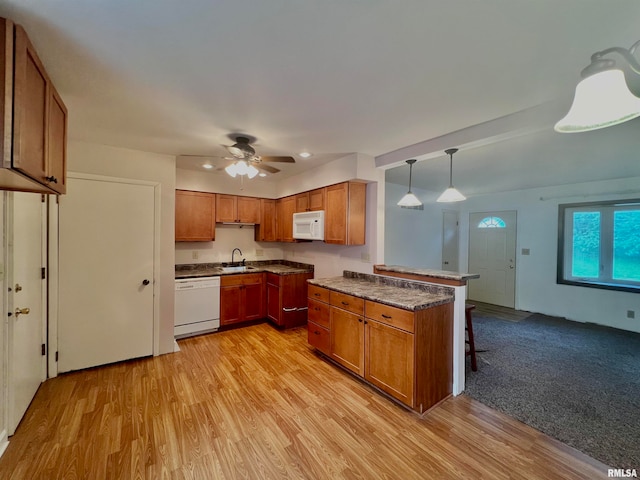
[0, 323, 609, 479]
[468, 300, 534, 322]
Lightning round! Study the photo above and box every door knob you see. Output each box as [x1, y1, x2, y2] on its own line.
[14, 283, 23, 292]
[15, 307, 30, 318]
[142, 279, 150, 286]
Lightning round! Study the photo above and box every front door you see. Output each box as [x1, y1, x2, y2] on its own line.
[8, 191, 46, 434]
[58, 175, 155, 372]
[468, 211, 517, 308]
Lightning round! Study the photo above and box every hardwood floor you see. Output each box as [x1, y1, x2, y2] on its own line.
[0, 323, 608, 479]
[469, 300, 533, 322]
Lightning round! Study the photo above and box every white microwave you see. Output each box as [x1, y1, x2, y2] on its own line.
[293, 210, 325, 240]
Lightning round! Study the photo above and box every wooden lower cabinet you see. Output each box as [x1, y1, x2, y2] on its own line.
[266, 272, 313, 328]
[220, 273, 265, 326]
[307, 285, 453, 413]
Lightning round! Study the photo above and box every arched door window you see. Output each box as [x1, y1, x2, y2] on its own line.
[477, 216, 506, 228]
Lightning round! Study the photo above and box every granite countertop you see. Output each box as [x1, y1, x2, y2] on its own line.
[175, 260, 314, 279]
[308, 271, 454, 311]
[374, 264, 480, 282]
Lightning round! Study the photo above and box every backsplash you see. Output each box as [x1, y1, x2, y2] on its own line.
[175, 224, 284, 264]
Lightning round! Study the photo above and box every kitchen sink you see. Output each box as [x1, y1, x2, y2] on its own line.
[220, 266, 256, 273]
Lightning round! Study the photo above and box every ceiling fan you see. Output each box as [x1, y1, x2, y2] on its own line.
[223, 135, 295, 175]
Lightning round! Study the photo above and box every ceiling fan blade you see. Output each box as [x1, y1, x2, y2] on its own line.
[260, 156, 295, 163]
[257, 164, 280, 174]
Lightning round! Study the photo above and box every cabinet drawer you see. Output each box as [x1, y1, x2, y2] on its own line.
[308, 321, 330, 355]
[330, 291, 364, 315]
[365, 301, 415, 333]
[266, 272, 281, 286]
[221, 273, 264, 287]
[308, 284, 330, 303]
[308, 298, 330, 328]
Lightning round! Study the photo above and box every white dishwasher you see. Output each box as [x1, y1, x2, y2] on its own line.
[175, 276, 221, 338]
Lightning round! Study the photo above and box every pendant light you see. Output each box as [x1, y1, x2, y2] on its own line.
[397, 159, 422, 207]
[555, 40, 640, 133]
[437, 148, 466, 203]
[225, 160, 259, 179]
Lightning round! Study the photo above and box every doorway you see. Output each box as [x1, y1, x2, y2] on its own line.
[468, 210, 517, 308]
[442, 210, 459, 272]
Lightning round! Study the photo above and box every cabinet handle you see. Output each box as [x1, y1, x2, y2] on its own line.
[283, 307, 297, 312]
[45, 176, 58, 184]
[314, 293, 321, 297]
[298, 307, 308, 311]
[381, 314, 392, 319]
[314, 330, 320, 335]
[364, 320, 368, 325]
[358, 318, 362, 323]
[341, 301, 349, 306]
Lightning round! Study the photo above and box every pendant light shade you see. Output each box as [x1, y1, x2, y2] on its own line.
[225, 160, 259, 179]
[556, 40, 640, 133]
[437, 148, 466, 203]
[397, 159, 422, 207]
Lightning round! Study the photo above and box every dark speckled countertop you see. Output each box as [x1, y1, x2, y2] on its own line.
[374, 264, 479, 282]
[308, 271, 454, 311]
[175, 260, 313, 279]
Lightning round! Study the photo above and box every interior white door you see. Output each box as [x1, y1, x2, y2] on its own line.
[9, 192, 46, 434]
[442, 210, 459, 272]
[58, 176, 155, 372]
[468, 211, 517, 308]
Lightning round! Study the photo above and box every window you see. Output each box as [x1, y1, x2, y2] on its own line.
[478, 216, 506, 228]
[558, 200, 640, 292]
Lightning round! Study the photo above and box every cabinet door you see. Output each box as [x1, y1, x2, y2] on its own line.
[175, 190, 215, 241]
[244, 282, 265, 321]
[330, 307, 364, 376]
[308, 188, 325, 211]
[237, 196, 260, 223]
[12, 25, 48, 183]
[295, 192, 309, 213]
[267, 282, 281, 324]
[216, 194, 237, 222]
[278, 196, 296, 242]
[220, 285, 242, 325]
[255, 199, 276, 241]
[365, 319, 414, 407]
[46, 85, 67, 193]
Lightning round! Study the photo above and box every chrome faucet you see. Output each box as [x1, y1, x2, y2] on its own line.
[231, 248, 243, 265]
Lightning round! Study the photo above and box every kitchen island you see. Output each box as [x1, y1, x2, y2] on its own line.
[307, 271, 454, 414]
[373, 264, 479, 397]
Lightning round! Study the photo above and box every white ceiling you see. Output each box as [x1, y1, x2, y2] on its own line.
[1, 0, 639, 186]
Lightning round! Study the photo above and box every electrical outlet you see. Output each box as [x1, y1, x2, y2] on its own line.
[521, 248, 530, 255]
[192, 251, 199, 260]
[256, 249, 264, 257]
[361, 252, 371, 262]
[627, 310, 635, 319]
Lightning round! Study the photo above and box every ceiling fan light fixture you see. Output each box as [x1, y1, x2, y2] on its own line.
[556, 40, 640, 133]
[299, 151, 312, 158]
[247, 164, 259, 179]
[397, 159, 422, 207]
[437, 148, 466, 203]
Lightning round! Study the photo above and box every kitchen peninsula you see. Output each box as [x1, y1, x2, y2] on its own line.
[307, 271, 454, 414]
[373, 264, 480, 397]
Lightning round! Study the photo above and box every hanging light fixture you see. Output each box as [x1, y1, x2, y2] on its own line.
[437, 148, 466, 203]
[397, 159, 422, 207]
[555, 40, 640, 133]
[225, 160, 259, 179]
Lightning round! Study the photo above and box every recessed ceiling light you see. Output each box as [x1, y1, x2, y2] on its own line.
[202, 163, 214, 169]
[259, 173, 267, 177]
[299, 151, 312, 158]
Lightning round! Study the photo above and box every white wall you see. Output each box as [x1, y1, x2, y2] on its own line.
[67, 141, 177, 354]
[385, 175, 640, 333]
[384, 182, 446, 269]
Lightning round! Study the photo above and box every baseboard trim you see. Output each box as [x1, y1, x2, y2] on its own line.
[0, 429, 9, 459]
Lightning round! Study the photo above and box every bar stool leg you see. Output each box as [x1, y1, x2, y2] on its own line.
[465, 304, 478, 372]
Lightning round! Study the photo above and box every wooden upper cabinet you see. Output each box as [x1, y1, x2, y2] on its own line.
[0, 20, 67, 194]
[255, 198, 277, 242]
[308, 188, 325, 211]
[324, 182, 366, 245]
[277, 195, 296, 242]
[175, 190, 216, 241]
[216, 194, 260, 223]
[295, 188, 325, 213]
